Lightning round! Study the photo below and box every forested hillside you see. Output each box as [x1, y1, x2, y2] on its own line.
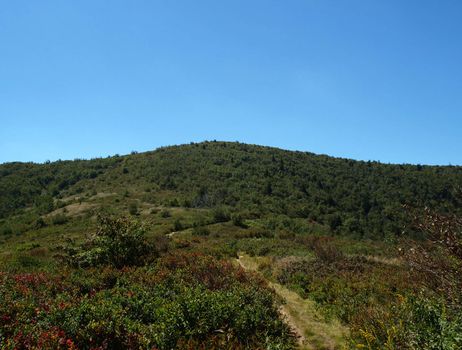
[1, 141, 461, 239]
[2, 142, 462, 349]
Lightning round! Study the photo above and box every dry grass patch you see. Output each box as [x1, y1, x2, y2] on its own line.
[46, 202, 96, 218]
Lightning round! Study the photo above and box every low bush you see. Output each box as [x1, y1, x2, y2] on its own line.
[212, 207, 230, 223]
[0, 225, 12, 236]
[192, 226, 210, 236]
[0, 253, 295, 349]
[173, 218, 183, 231]
[33, 217, 46, 229]
[128, 202, 138, 215]
[305, 236, 344, 263]
[355, 295, 462, 349]
[232, 214, 247, 228]
[51, 214, 68, 226]
[236, 228, 274, 239]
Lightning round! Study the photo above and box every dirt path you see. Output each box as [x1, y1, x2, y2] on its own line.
[237, 255, 348, 350]
[236, 256, 306, 346]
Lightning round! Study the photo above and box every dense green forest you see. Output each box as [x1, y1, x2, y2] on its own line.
[1, 142, 462, 349]
[1, 141, 461, 239]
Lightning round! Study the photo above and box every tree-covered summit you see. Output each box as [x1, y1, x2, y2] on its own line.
[1, 141, 461, 239]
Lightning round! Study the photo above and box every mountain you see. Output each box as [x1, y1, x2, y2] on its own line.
[1, 141, 461, 239]
[2, 141, 462, 349]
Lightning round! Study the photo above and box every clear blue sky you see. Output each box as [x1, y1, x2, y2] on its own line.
[1, 1, 461, 165]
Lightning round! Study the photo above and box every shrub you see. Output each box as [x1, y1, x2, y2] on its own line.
[128, 202, 138, 215]
[152, 233, 170, 253]
[308, 236, 344, 263]
[14, 254, 44, 269]
[276, 230, 295, 240]
[0, 225, 13, 236]
[173, 218, 183, 231]
[51, 213, 68, 225]
[33, 217, 46, 229]
[150, 208, 159, 215]
[355, 295, 462, 349]
[232, 214, 247, 228]
[236, 228, 274, 239]
[403, 296, 462, 349]
[326, 213, 342, 231]
[212, 207, 230, 223]
[192, 226, 210, 236]
[66, 215, 154, 268]
[170, 198, 180, 207]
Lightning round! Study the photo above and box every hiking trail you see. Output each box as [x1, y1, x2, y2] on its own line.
[236, 254, 348, 350]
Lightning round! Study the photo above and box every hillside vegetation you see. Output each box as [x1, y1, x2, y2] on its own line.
[1, 141, 462, 349]
[1, 141, 461, 238]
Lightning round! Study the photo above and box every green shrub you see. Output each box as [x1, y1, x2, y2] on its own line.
[192, 226, 210, 236]
[13, 254, 44, 269]
[51, 213, 68, 225]
[173, 218, 183, 231]
[232, 214, 247, 228]
[66, 215, 154, 268]
[212, 207, 230, 223]
[355, 295, 462, 349]
[33, 217, 46, 229]
[0, 225, 13, 236]
[170, 198, 180, 207]
[128, 202, 138, 215]
[402, 296, 462, 349]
